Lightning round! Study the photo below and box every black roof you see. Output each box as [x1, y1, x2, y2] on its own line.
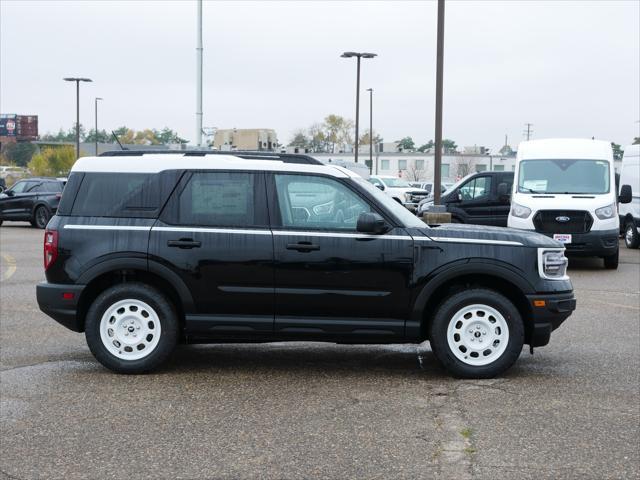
[99, 149, 323, 165]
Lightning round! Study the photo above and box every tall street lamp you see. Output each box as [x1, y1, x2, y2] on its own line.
[366, 88, 374, 174]
[433, 0, 445, 206]
[94, 97, 103, 155]
[63, 77, 93, 159]
[341, 52, 377, 163]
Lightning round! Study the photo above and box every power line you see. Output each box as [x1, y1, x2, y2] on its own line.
[523, 123, 533, 141]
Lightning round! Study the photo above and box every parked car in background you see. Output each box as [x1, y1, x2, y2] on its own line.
[409, 181, 452, 196]
[0, 165, 28, 186]
[0, 177, 65, 228]
[368, 175, 429, 211]
[618, 144, 640, 249]
[417, 171, 514, 226]
[36, 151, 576, 378]
[508, 138, 630, 269]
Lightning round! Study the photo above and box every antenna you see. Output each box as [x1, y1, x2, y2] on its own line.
[111, 131, 127, 150]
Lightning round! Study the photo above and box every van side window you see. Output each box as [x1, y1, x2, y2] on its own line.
[274, 174, 371, 231]
[175, 172, 264, 227]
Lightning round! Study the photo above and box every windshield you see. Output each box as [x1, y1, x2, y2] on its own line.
[380, 177, 410, 188]
[518, 159, 610, 194]
[355, 178, 425, 228]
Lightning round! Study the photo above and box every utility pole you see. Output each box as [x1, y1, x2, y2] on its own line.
[196, 0, 203, 147]
[433, 0, 445, 206]
[524, 123, 533, 141]
[367, 88, 373, 174]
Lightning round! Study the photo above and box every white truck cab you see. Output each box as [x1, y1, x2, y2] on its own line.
[508, 138, 630, 269]
[368, 175, 428, 212]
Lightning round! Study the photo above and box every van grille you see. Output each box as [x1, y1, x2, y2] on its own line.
[533, 210, 593, 234]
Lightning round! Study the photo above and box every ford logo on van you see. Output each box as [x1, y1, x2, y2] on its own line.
[556, 216, 571, 223]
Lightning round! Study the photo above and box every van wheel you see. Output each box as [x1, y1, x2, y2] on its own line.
[604, 249, 619, 269]
[429, 288, 524, 379]
[32, 206, 50, 229]
[85, 282, 178, 374]
[625, 221, 640, 249]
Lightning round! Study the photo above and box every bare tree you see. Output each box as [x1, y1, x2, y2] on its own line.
[406, 159, 425, 181]
[454, 156, 477, 178]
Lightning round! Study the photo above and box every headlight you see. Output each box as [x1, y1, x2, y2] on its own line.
[405, 193, 412, 202]
[510, 202, 532, 219]
[595, 203, 616, 220]
[537, 248, 569, 280]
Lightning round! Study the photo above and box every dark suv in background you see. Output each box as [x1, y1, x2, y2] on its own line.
[417, 171, 514, 226]
[0, 177, 65, 228]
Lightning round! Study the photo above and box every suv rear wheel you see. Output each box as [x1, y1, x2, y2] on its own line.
[429, 288, 524, 378]
[32, 205, 50, 229]
[85, 282, 178, 374]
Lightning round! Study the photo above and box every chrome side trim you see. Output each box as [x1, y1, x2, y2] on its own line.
[428, 236, 523, 246]
[152, 226, 271, 235]
[272, 230, 414, 240]
[63, 225, 152, 231]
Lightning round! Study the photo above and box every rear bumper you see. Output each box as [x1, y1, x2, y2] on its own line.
[36, 282, 86, 332]
[538, 229, 619, 257]
[526, 291, 576, 347]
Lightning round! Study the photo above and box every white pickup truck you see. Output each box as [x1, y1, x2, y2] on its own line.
[368, 175, 429, 212]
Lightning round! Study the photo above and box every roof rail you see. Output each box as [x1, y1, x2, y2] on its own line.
[98, 149, 323, 165]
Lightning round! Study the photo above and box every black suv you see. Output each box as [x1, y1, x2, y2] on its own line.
[417, 171, 514, 226]
[0, 177, 65, 228]
[36, 152, 576, 378]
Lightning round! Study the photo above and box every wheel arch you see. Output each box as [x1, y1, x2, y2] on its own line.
[76, 259, 194, 333]
[410, 261, 535, 343]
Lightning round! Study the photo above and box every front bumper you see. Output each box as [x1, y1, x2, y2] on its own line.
[544, 229, 619, 257]
[526, 291, 576, 347]
[36, 282, 86, 332]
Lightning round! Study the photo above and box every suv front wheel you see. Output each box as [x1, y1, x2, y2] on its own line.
[85, 282, 178, 374]
[429, 288, 524, 378]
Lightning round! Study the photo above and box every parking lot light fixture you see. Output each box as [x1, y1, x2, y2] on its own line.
[63, 77, 93, 159]
[341, 52, 377, 164]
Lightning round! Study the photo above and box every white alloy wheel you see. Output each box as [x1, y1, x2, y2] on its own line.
[99, 299, 162, 361]
[446, 304, 510, 366]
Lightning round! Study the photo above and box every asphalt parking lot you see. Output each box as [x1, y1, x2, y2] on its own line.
[1, 222, 639, 480]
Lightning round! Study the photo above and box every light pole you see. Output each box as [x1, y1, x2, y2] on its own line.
[63, 77, 93, 159]
[433, 0, 445, 206]
[94, 97, 103, 155]
[366, 88, 373, 174]
[341, 52, 377, 163]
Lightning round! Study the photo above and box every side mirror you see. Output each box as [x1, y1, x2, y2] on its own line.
[5, 189, 14, 197]
[455, 190, 462, 202]
[619, 184, 632, 204]
[497, 182, 510, 197]
[374, 183, 385, 191]
[357, 212, 389, 234]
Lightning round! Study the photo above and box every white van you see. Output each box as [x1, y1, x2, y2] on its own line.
[508, 138, 631, 269]
[618, 144, 640, 248]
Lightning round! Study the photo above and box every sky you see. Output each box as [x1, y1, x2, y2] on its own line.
[1, 0, 639, 151]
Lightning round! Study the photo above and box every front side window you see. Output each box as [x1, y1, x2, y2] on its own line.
[459, 176, 492, 201]
[517, 159, 610, 194]
[275, 174, 371, 231]
[8, 181, 28, 193]
[177, 172, 259, 227]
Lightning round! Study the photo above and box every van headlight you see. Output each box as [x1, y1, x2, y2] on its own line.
[595, 203, 616, 220]
[538, 248, 569, 280]
[511, 202, 532, 219]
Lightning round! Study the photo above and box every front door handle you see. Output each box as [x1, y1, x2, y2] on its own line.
[167, 238, 201, 249]
[286, 242, 320, 252]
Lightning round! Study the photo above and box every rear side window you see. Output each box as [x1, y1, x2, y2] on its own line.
[57, 172, 84, 215]
[165, 171, 266, 227]
[71, 173, 160, 217]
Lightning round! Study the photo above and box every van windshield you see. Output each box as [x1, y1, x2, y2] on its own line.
[517, 159, 610, 194]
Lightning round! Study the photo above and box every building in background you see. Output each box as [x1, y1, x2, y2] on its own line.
[213, 128, 278, 151]
[0, 114, 39, 150]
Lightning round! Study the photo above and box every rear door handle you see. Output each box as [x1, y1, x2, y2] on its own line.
[167, 238, 201, 249]
[286, 242, 320, 252]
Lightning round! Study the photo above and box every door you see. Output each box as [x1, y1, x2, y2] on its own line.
[0, 180, 39, 219]
[491, 173, 514, 226]
[269, 173, 414, 341]
[149, 171, 274, 336]
[452, 175, 494, 225]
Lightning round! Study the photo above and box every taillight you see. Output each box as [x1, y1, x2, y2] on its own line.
[44, 229, 58, 271]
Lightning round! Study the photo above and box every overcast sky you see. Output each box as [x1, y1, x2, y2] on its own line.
[1, 0, 639, 151]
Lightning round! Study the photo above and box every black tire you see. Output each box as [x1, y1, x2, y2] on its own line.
[624, 221, 640, 249]
[85, 282, 178, 374]
[32, 205, 50, 229]
[604, 248, 619, 269]
[428, 288, 524, 379]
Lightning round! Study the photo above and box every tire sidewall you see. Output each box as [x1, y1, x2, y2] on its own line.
[85, 283, 178, 373]
[429, 289, 524, 378]
[625, 222, 640, 249]
[33, 205, 50, 229]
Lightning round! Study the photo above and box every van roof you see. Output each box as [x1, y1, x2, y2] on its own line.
[623, 144, 640, 158]
[517, 138, 613, 161]
[71, 153, 354, 177]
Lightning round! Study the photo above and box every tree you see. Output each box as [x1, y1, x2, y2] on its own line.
[499, 144, 514, 156]
[288, 129, 310, 148]
[323, 114, 345, 153]
[155, 128, 187, 144]
[442, 139, 458, 154]
[358, 129, 382, 145]
[84, 129, 112, 144]
[1, 142, 37, 167]
[418, 140, 434, 153]
[454, 156, 477, 178]
[406, 159, 425, 181]
[396, 136, 415, 151]
[611, 142, 623, 161]
[633, 137, 640, 145]
[28, 146, 76, 176]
